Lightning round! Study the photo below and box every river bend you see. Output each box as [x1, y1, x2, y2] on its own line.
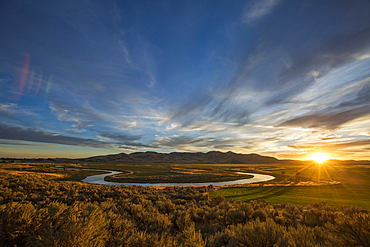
[82, 170, 275, 187]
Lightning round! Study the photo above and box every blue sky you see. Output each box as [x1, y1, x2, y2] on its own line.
[0, 0, 369, 160]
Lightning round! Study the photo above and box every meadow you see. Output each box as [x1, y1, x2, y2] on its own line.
[1, 160, 370, 246]
[91, 161, 370, 209]
[75, 160, 370, 210]
[211, 161, 370, 210]
[2, 159, 370, 209]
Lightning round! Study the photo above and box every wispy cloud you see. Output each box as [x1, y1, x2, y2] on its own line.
[167, 2, 370, 134]
[280, 105, 370, 129]
[0, 123, 149, 150]
[243, 0, 281, 24]
[153, 135, 240, 152]
[0, 123, 110, 149]
[0, 140, 60, 147]
[0, 103, 35, 116]
[0, 103, 39, 123]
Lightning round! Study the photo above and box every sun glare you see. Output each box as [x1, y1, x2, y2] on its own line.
[307, 152, 330, 163]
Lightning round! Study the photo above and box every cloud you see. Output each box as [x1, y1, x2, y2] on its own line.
[268, 27, 370, 105]
[152, 134, 256, 152]
[0, 0, 160, 114]
[0, 77, 12, 84]
[166, 2, 370, 133]
[288, 139, 370, 156]
[337, 82, 370, 108]
[0, 123, 150, 150]
[49, 101, 103, 123]
[0, 103, 37, 116]
[0, 103, 38, 122]
[279, 76, 370, 130]
[0, 140, 60, 147]
[280, 105, 370, 129]
[0, 124, 111, 149]
[97, 132, 142, 142]
[243, 0, 281, 24]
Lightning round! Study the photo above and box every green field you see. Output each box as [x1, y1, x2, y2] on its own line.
[211, 161, 370, 210]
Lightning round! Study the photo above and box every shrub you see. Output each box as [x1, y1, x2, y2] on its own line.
[232, 218, 289, 247]
[206, 228, 239, 247]
[326, 212, 370, 246]
[28, 202, 108, 247]
[125, 231, 161, 247]
[288, 224, 323, 247]
[177, 225, 206, 247]
[0, 202, 38, 246]
[281, 203, 303, 227]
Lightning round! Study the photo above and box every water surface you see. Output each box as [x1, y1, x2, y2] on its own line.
[82, 170, 275, 187]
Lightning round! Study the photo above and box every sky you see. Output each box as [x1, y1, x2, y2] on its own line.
[0, 0, 369, 160]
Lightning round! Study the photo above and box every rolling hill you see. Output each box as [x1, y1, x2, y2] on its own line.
[82, 151, 281, 164]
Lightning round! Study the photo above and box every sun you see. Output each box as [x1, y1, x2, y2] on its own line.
[307, 152, 330, 163]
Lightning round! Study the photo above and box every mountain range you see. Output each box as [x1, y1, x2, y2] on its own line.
[82, 151, 282, 164]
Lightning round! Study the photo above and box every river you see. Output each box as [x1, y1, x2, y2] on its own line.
[82, 170, 275, 187]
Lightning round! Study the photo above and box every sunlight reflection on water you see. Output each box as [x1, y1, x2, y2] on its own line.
[82, 170, 275, 187]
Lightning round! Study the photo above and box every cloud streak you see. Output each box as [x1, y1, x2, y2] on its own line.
[167, 1, 370, 132]
[243, 0, 281, 24]
[0, 124, 149, 150]
[0, 140, 60, 147]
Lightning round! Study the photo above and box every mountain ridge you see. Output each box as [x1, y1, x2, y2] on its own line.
[81, 151, 282, 164]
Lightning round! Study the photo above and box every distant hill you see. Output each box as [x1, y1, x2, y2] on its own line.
[81, 151, 281, 164]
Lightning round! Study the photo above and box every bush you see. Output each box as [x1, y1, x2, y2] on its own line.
[28, 202, 108, 247]
[177, 225, 206, 247]
[206, 228, 239, 247]
[326, 212, 370, 246]
[288, 224, 323, 247]
[232, 218, 289, 247]
[0, 202, 37, 246]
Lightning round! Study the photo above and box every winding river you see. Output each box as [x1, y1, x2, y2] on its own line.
[82, 170, 275, 187]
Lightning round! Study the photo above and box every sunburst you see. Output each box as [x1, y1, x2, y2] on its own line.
[307, 152, 330, 163]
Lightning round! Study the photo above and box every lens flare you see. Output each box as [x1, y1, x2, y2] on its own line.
[44, 75, 53, 97]
[16, 54, 31, 100]
[36, 70, 43, 94]
[26, 69, 35, 93]
[307, 152, 330, 163]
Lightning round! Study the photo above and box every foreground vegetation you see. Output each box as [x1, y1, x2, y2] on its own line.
[1, 170, 370, 246]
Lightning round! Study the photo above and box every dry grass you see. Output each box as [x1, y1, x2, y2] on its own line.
[0, 170, 64, 179]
